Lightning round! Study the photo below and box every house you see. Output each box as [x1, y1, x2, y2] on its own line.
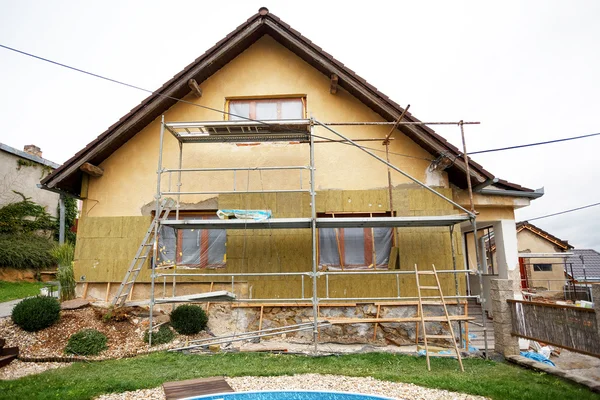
[39, 8, 541, 337]
[0, 143, 60, 216]
[473, 221, 573, 302]
[565, 249, 600, 301]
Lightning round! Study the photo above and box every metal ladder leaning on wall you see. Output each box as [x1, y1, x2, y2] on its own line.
[414, 264, 465, 372]
[112, 198, 175, 307]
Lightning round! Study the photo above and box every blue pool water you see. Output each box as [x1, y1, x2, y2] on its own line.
[187, 391, 394, 400]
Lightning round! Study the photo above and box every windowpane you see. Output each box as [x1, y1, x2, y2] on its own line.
[229, 102, 250, 120]
[344, 228, 365, 266]
[255, 101, 278, 120]
[160, 214, 226, 268]
[319, 228, 341, 266]
[281, 100, 303, 119]
[533, 264, 552, 272]
[181, 229, 201, 265]
[208, 229, 226, 266]
[374, 227, 393, 265]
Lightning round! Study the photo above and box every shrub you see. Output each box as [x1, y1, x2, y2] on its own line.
[170, 305, 208, 335]
[11, 296, 61, 332]
[144, 324, 175, 346]
[0, 234, 56, 270]
[65, 329, 108, 356]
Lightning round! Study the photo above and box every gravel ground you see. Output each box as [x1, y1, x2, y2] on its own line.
[0, 360, 72, 380]
[0, 307, 212, 360]
[95, 374, 488, 400]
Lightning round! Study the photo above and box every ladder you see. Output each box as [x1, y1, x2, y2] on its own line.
[112, 198, 175, 307]
[414, 264, 464, 372]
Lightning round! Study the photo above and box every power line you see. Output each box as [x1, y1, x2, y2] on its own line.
[0, 43, 432, 161]
[470, 132, 600, 155]
[526, 202, 600, 222]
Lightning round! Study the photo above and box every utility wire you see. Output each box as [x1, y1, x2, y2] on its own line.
[526, 202, 600, 222]
[470, 132, 600, 155]
[0, 43, 431, 161]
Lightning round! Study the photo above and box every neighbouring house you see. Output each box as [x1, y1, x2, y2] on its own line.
[565, 249, 600, 301]
[0, 143, 60, 215]
[515, 222, 573, 295]
[39, 8, 542, 342]
[472, 222, 573, 303]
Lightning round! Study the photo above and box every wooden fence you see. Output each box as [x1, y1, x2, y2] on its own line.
[508, 299, 600, 357]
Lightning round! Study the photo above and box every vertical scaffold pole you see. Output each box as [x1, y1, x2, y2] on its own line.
[459, 121, 487, 358]
[309, 119, 319, 354]
[149, 115, 166, 346]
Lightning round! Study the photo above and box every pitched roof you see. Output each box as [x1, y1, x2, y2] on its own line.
[565, 249, 600, 282]
[516, 221, 574, 250]
[41, 8, 534, 197]
[0, 143, 60, 169]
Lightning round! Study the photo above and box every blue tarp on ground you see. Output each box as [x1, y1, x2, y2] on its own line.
[520, 351, 556, 367]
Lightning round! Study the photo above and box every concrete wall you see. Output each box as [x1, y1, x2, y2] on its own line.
[0, 150, 59, 216]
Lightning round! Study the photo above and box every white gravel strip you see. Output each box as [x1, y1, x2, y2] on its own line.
[0, 360, 72, 380]
[95, 374, 487, 400]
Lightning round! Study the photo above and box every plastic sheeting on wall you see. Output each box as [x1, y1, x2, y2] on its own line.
[319, 227, 392, 271]
[158, 214, 226, 269]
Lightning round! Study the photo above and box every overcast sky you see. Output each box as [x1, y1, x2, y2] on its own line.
[0, 1, 598, 250]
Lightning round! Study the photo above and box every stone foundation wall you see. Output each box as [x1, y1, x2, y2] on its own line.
[204, 303, 465, 345]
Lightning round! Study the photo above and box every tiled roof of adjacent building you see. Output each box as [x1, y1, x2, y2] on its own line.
[565, 249, 600, 282]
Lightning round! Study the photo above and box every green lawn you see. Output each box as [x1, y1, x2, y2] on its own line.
[0, 352, 597, 400]
[0, 280, 44, 302]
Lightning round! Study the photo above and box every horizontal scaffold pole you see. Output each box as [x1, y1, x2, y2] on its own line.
[314, 120, 475, 217]
[319, 121, 480, 126]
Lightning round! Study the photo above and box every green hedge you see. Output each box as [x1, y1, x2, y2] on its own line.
[0, 234, 56, 270]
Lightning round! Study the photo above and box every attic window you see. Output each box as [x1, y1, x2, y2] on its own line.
[228, 98, 305, 121]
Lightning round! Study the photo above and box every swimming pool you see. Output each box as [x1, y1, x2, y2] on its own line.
[186, 391, 394, 400]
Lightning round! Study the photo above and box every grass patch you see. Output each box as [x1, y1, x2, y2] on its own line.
[0, 281, 44, 302]
[0, 352, 597, 400]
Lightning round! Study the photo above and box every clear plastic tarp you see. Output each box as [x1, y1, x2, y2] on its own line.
[319, 227, 392, 270]
[158, 215, 226, 269]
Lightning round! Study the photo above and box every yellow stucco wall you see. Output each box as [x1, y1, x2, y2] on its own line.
[83, 35, 446, 218]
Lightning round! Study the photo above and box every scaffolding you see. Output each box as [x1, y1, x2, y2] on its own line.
[130, 116, 488, 355]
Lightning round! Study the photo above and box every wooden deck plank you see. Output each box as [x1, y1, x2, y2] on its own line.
[163, 376, 234, 400]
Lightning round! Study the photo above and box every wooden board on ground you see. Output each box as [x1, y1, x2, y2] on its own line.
[240, 343, 288, 353]
[125, 291, 236, 306]
[163, 376, 234, 400]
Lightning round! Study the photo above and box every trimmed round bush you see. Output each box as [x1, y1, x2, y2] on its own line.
[170, 305, 208, 335]
[11, 296, 60, 332]
[65, 329, 108, 356]
[144, 324, 175, 346]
